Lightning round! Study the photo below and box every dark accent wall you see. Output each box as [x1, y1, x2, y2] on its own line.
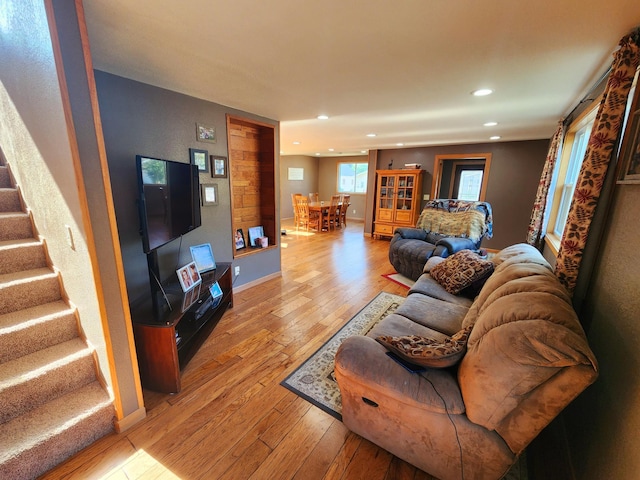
[95, 71, 280, 302]
[376, 140, 549, 249]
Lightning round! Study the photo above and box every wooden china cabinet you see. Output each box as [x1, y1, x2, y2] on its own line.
[373, 169, 424, 239]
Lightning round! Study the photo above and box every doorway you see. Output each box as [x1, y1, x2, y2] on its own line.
[431, 153, 492, 201]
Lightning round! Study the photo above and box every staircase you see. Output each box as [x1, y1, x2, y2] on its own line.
[0, 158, 114, 479]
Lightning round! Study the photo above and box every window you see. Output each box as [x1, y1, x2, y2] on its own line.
[455, 167, 484, 201]
[546, 106, 597, 251]
[553, 123, 592, 236]
[337, 162, 368, 194]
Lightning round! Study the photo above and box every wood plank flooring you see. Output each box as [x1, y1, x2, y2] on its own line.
[42, 220, 438, 480]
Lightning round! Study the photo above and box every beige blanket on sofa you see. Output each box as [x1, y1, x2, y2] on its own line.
[416, 209, 488, 241]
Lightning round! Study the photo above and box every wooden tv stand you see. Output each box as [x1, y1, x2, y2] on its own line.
[131, 263, 233, 393]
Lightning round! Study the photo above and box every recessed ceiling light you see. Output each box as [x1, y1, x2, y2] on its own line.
[472, 88, 493, 97]
[483, 122, 498, 127]
[315, 152, 321, 156]
[361, 150, 367, 154]
[490, 135, 501, 140]
[328, 148, 334, 152]
[293, 141, 301, 145]
[317, 115, 329, 120]
[396, 143, 404, 147]
[366, 133, 376, 137]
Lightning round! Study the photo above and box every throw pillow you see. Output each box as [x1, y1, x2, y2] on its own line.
[429, 249, 494, 295]
[376, 325, 473, 368]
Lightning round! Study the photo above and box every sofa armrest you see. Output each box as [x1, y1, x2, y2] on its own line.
[435, 237, 477, 255]
[393, 227, 428, 241]
[335, 335, 465, 414]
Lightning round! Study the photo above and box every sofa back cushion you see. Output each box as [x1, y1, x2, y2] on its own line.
[458, 244, 598, 454]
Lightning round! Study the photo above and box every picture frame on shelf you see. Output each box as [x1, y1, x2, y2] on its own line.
[248, 225, 265, 247]
[234, 229, 246, 250]
[176, 261, 202, 293]
[201, 183, 218, 206]
[189, 148, 209, 173]
[209, 281, 224, 308]
[618, 108, 640, 184]
[196, 123, 216, 144]
[190, 243, 216, 273]
[211, 155, 227, 178]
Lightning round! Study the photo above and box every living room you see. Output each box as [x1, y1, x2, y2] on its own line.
[1, 1, 640, 479]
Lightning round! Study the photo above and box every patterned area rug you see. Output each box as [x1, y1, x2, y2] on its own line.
[280, 291, 529, 480]
[281, 291, 404, 420]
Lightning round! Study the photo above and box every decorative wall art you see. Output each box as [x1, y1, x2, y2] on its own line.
[196, 123, 216, 144]
[190, 148, 209, 173]
[211, 155, 227, 178]
[201, 183, 218, 206]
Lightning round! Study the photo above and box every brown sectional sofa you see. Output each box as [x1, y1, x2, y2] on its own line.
[334, 243, 598, 480]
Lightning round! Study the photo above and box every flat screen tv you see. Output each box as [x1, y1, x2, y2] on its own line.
[136, 155, 202, 253]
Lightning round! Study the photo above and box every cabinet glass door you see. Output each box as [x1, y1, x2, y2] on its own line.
[379, 175, 394, 210]
[396, 175, 414, 211]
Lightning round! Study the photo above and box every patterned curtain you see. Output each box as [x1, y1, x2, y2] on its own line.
[526, 122, 565, 250]
[555, 31, 640, 294]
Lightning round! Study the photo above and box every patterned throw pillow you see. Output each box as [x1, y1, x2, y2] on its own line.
[429, 249, 494, 295]
[376, 325, 473, 368]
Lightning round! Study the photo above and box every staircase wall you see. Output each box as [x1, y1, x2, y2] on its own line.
[0, 0, 145, 428]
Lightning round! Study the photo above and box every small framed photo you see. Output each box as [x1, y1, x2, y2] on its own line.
[177, 261, 202, 292]
[209, 281, 224, 308]
[201, 183, 218, 206]
[248, 225, 264, 247]
[234, 229, 246, 250]
[181, 284, 201, 312]
[190, 148, 209, 173]
[211, 155, 227, 178]
[196, 123, 216, 144]
[619, 108, 640, 184]
[190, 243, 216, 273]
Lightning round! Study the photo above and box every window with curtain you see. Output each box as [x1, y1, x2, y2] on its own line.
[546, 108, 597, 249]
[337, 162, 368, 194]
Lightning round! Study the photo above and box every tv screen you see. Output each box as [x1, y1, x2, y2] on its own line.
[136, 155, 202, 253]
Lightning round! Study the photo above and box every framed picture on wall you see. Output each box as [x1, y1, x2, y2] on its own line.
[201, 183, 218, 206]
[211, 155, 227, 178]
[190, 148, 209, 173]
[196, 123, 216, 144]
[618, 108, 640, 184]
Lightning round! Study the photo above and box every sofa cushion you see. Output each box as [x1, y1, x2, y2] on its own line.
[429, 249, 494, 294]
[422, 255, 445, 273]
[376, 326, 473, 368]
[409, 274, 474, 308]
[394, 294, 467, 336]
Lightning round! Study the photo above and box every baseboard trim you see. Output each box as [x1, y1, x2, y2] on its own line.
[114, 406, 146, 433]
[233, 271, 282, 293]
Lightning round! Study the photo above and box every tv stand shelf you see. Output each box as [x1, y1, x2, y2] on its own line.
[131, 262, 233, 393]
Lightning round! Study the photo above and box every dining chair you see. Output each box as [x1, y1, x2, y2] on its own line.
[308, 192, 319, 203]
[339, 194, 351, 227]
[295, 196, 321, 231]
[322, 194, 341, 231]
[291, 193, 302, 227]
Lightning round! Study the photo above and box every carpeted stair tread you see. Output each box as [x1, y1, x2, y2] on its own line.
[0, 188, 21, 212]
[0, 338, 95, 424]
[0, 381, 114, 480]
[0, 300, 77, 363]
[0, 212, 32, 241]
[0, 267, 61, 315]
[0, 239, 46, 275]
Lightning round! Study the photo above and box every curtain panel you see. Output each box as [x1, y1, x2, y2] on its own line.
[526, 122, 565, 250]
[555, 31, 640, 294]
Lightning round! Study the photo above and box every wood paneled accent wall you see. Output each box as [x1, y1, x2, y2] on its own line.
[227, 114, 276, 256]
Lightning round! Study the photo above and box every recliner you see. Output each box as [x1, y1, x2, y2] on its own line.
[388, 199, 493, 280]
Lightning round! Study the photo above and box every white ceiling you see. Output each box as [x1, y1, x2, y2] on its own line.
[82, 0, 640, 157]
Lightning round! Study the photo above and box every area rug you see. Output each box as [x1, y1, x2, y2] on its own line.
[382, 272, 415, 289]
[280, 291, 404, 421]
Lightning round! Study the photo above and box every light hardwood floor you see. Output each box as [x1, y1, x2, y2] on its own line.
[42, 220, 438, 480]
